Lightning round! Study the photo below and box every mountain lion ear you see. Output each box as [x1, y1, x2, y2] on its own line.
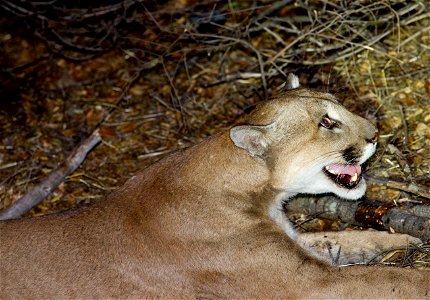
[277, 73, 300, 91]
[230, 125, 269, 157]
[285, 73, 300, 90]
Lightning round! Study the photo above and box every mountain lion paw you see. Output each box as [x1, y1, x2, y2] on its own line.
[296, 230, 421, 265]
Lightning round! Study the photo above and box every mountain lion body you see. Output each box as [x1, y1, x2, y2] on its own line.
[1, 77, 428, 298]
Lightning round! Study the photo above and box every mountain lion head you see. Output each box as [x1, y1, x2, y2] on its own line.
[230, 78, 378, 200]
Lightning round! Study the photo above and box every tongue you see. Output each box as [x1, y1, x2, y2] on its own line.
[325, 163, 361, 176]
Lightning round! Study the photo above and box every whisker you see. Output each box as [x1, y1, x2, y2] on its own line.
[304, 151, 342, 166]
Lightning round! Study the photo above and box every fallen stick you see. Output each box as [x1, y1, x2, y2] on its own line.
[0, 64, 147, 221]
[366, 175, 430, 199]
[284, 195, 430, 240]
[0, 129, 102, 220]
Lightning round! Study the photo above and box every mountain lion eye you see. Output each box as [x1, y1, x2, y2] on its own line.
[320, 115, 336, 129]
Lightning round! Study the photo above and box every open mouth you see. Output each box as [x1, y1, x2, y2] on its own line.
[323, 163, 362, 189]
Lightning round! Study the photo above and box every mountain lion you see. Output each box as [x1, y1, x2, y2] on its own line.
[1, 75, 428, 298]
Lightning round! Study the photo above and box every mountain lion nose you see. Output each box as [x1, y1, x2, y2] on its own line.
[366, 132, 379, 144]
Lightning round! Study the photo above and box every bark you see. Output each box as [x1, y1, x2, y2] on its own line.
[284, 195, 430, 240]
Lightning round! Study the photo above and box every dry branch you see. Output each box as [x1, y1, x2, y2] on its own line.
[0, 130, 102, 220]
[367, 175, 430, 199]
[284, 195, 430, 240]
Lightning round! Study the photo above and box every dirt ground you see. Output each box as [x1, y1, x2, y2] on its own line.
[0, 0, 429, 265]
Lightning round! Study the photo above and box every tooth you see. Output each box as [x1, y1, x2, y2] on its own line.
[351, 173, 358, 182]
[326, 166, 336, 174]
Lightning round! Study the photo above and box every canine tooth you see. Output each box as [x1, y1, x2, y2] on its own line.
[326, 166, 335, 173]
[351, 173, 358, 182]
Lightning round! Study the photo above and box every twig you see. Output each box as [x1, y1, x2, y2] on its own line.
[0, 58, 151, 218]
[366, 175, 430, 199]
[204, 71, 277, 87]
[4, 53, 50, 73]
[0, 130, 102, 220]
[398, 105, 409, 150]
[185, 32, 268, 98]
[251, 0, 294, 23]
[387, 144, 411, 175]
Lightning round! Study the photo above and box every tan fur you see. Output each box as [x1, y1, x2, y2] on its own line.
[1, 88, 428, 299]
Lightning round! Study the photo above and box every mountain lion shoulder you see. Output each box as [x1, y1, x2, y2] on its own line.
[1, 74, 428, 299]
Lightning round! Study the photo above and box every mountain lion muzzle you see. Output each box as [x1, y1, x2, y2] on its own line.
[0, 75, 428, 299]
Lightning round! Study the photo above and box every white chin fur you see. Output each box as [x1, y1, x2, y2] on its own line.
[331, 179, 366, 200]
[301, 172, 366, 200]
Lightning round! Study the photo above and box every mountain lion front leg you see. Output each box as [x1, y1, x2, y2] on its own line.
[296, 230, 422, 265]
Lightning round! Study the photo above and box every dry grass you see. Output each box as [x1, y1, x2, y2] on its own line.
[374, 243, 430, 269]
